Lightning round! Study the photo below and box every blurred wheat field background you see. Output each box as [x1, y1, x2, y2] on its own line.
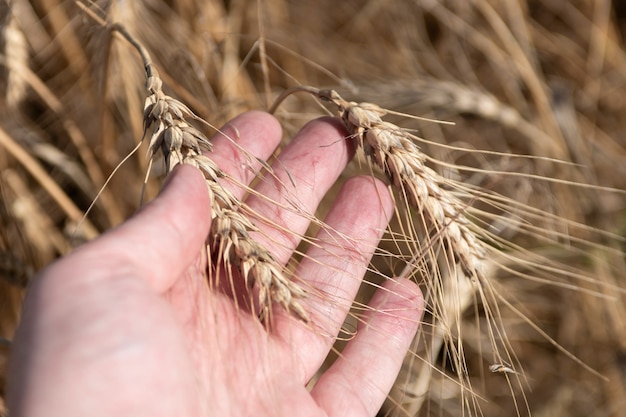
[1, 1, 625, 416]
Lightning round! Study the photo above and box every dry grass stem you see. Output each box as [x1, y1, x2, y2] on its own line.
[0, 126, 99, 239]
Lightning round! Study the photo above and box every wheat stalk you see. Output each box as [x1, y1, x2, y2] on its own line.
[110, 24, 308, 322]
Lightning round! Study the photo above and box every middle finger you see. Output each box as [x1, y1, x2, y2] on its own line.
[244, 117, 354, 265]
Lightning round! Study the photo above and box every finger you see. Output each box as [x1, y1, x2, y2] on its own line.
[245, 117, 354, 264]
[205, 111, 285, 302]
[208, 111, 283, 199]
[311, 278, 423, 417]
[274, 176, 394, 378]
[69, 164, 211, 293]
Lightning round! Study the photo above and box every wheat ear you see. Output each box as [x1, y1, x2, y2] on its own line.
[271, 87, 487, 284]
[272, 88, 496, 415]
[111, 24, 308, 322]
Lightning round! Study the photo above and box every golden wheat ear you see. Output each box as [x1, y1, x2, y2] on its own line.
[108, 24, 309, 323]
[269, 86, 531, 415]
[271, 87, 488, 285]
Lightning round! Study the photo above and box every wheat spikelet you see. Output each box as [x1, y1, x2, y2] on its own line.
[111, 24, 308, 322]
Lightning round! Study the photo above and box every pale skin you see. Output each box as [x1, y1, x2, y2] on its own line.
[7, 112, 423, 417]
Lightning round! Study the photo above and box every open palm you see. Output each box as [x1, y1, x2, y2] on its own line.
[8, 112, 422, 417]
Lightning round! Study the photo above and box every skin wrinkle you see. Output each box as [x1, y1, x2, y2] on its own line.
[166, 260, 206, 338]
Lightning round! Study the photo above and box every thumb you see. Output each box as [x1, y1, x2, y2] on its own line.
[93, 164, 212, 292]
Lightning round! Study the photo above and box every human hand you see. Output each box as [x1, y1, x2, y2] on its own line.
[7, 112, 423, 417]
